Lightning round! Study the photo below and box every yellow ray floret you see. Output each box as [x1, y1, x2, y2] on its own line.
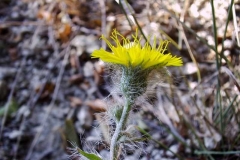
[92, 30, 183, 69]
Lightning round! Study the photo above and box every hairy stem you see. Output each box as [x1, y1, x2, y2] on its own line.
[110, 99, 131, 160]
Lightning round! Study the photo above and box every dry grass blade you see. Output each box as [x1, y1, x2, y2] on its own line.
[99, 0, 107, 50]
[25, 46, 70, 160]
[0, 57, 26, 139]
[232, 2, 240, 47]
[221, 66, 240, 92]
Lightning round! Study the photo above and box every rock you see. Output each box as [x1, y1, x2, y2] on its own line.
[10, 12, 20, 20]
[125, 155, 138, 160]
[70, 35, 86, 57]
[99, 150, 109, 160]
[182, 62, 198, 75]
[140, 157, 148, 160]
[86, 44, 99, 54]
[22, 49, 32, 57]
[71, 35, 100, 56]
[166, 144, 178, 157]
[152, 132, 161, 140]
[83, 61, 94, 77]
[86, 127, 102, 142]
[165, 134, 174, 143]
[76, 106, 92, 128]
[8, 130, 22, 139]
[151, 149, 159, 156]
[153, 153, 162, 160]
[146, 145, 154, 153]
[17, 105, 30, 119]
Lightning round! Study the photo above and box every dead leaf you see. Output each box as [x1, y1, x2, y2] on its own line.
[79, 80, 90, 90]
[58, 24, 71, 42]
[85, 99, 106, 112]
[38, 10, 52, 22]
[35, 82, 55, 99]
[68, 96, 82, 107]
[8, 47, 18, 61]
[69, 74, 83, 84]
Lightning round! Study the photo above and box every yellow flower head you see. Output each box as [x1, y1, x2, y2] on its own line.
[92, 29, 182, 69]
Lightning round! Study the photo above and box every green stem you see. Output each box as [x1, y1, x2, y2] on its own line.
[195, 150, 240, 155]
[110, 99, 132, 160]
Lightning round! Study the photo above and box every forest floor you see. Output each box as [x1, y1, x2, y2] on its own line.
[0, 0, 240, 160]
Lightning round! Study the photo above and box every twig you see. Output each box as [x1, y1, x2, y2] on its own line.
[13, 80, 48, 159]
[25, 46, 70, 160]
[99, 0, 106, 50]
[232, 2, 240, 47]
[0, 57, 26, 139]
[221, 66, 240, 92]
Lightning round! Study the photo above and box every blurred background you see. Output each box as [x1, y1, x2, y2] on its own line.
[0, 0, 240, 160]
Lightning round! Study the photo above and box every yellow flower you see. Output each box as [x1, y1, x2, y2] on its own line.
[92, 29, 182, 70]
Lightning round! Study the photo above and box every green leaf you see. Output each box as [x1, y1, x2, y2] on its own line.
[0, 99, 18, 117]
[77, 148, 102, 160]
[114, 107, 123, 122]
[64, 119, 80, 147]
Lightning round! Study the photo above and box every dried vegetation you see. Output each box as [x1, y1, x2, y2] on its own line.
[0, 0, 239, 160]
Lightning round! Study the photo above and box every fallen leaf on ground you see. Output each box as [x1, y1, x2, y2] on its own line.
[68, 96, 82, 107]
[85, 99, 106, 112]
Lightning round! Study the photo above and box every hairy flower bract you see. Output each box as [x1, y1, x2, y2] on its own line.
[91, 30, 183, 160]
[92, 29, 183, 69]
